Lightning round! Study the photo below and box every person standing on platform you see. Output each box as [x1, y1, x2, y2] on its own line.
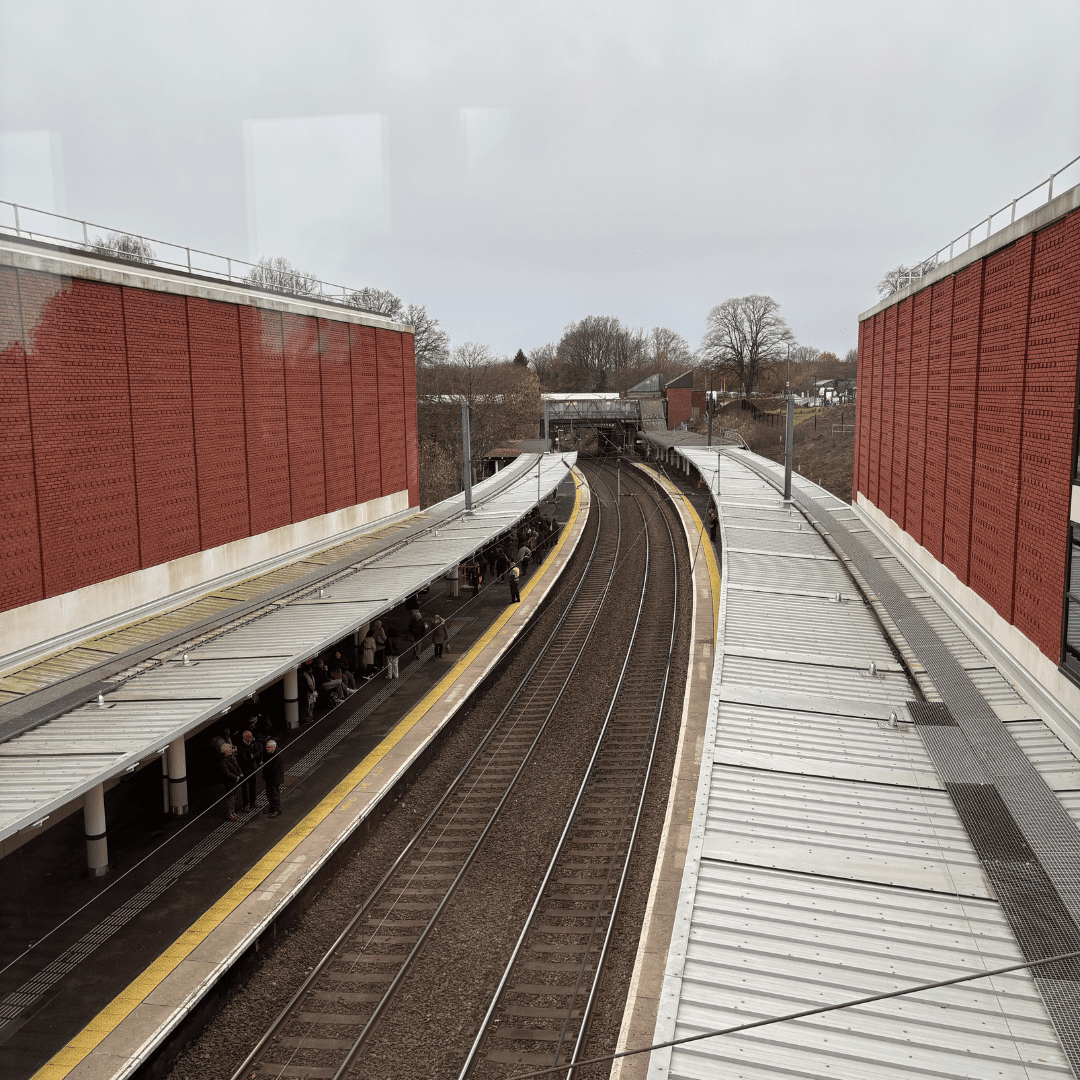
[372, 620, 387, 669]
[237, 730, 263, 812]
[517, 541, 531, 578]
[220, 744, 243, 820]
[706, 502, 718, 542]
[508, 562, 521, 604]
[300, 662, 317, 724]
[385, 633, 401, 679]
[262, 740, 283, 818]
[432, 615, 447, 660]
[360, 629, 376, 680]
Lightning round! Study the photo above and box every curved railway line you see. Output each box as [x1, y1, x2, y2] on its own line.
[223, 458, 687, 1080]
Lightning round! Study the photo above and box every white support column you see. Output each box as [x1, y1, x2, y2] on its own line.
[84, 783, 108, 878]
[284, 667, 300, 731]
[168, 736, 188, 815]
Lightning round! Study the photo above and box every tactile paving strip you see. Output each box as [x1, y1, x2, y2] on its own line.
[723, 451, 1080, 1076]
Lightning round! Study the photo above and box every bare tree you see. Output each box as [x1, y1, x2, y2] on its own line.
[246, 256, 319, 296]
[405, 303, 450, 368]
[648, 326, 694, 380]
[528, 342, 558, 388]
[343, 286, 449, 367]
[877, 257, 939, 297]
[346, 286, 404, 319]
[556, 315, 651, 393]
[417, 342, 540, 499]
[700, 295, 794, 396]
[843, 346, 858, 366]
[91, 232, 155, 265]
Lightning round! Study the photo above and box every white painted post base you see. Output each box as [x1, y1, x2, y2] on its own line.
[284, 667, 300, 731]
[168, 736, 188, 815]
[84, 783, 108, 878]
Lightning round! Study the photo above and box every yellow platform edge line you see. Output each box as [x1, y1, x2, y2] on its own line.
[33, 472, 584, 1080]
[635, 464, 721, 638]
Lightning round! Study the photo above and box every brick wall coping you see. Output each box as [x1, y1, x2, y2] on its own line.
[859, 181, 1080, 322]
[0, 234, 412, 333]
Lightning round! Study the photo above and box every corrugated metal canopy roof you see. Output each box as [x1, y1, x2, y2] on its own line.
[0, 453, 577, 843]
[648, 447, 1075, 1078]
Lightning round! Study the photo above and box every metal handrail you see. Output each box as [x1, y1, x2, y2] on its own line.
[890, 152, 1080, 293]
[0, 197, 372, 307]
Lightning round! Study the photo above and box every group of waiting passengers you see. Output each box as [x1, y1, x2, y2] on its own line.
[212, 717, 284, 821]
[206, 509, 562, 820]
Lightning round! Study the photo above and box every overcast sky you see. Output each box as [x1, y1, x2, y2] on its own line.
[1, 0, 1078, 359]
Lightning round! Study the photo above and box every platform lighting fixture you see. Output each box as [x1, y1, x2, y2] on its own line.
[183, 653, 190, 665]
[97, 693, 105, 708]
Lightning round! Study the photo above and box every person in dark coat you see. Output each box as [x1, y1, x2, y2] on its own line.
[706, 502, 718, 542]
[262, 739, 283, 817]
[237, 730, 263, 811]
[219, 744, 243, 820]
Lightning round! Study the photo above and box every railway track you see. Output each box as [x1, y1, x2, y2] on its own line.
[458, 461, 680, 1078]
[231, 458, 682, 1080]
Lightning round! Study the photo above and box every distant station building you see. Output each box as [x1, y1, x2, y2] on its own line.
[855, 181, 1080, 719]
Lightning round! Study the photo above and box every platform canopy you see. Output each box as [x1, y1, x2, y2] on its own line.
[0, 453, 577, 844]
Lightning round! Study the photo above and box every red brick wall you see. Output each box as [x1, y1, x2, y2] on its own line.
[123, 288, 201, 567]
[856, 206, 1080, 662]
[319, 318, 357, 515]
[375, 329, 407, 498]
[0, 268, 417, 616]
[187, 298, 250, 549]
[665, 388, 706, 431]
[351, 325, 383, 504]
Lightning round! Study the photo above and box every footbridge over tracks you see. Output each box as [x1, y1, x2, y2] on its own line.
[541, 393, 643, 452]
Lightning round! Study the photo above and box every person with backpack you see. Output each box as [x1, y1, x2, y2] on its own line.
[508, 562, 521, 604]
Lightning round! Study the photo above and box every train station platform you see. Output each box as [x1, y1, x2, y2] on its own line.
[617, 445, 1080, 1079]
[1, 459, 585, 1080]
[0, 452, 576, 869]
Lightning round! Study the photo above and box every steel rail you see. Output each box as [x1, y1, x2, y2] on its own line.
[231, 465, 619, 1080]
[457, 459, 680, 1078]
[565, 469, 679, 1079]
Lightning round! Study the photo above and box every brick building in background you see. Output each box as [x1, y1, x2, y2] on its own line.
[0, 237, 418, 657]
[855, 183, 1080, 718]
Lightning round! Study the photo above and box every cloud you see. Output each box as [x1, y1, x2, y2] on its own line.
[243, 113, 390, 271]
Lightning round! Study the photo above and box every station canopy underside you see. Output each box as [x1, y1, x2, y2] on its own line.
[0, 453, 577, 843]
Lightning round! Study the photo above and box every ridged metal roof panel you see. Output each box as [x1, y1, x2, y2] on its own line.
[714, 701, 940, 788]
[660, 862, 1072, 1079]
[725, 550, 857, 597]
[718, 654, 911, 704]
[702, 765, 990, 897]
[723, 590, 895, 663]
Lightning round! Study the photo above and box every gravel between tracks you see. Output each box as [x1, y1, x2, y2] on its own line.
[164, 461, 692, 1080]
